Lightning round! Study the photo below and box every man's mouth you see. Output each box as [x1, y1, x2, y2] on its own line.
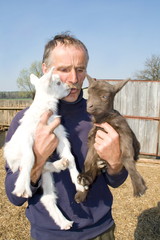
[70, 88, 78, 94]
[68, 83, 81, 89]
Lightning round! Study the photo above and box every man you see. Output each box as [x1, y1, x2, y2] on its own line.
[5, 33, 128, 240]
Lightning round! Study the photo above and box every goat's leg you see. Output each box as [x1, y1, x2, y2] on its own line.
[13, 145, 35, 198]
[75, 148, 99, 203]
[75, 166, 98, 203]
[55, 125, 85, 192]
[41, 171, 73, 230]
[4, 140, 21, 173]
[43, 158, 69, 173]
[122, 157, 147, 196]
[57, 140, 84, 192]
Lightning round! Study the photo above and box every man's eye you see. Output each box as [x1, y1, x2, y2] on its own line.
[60, 68, 69, 72]
[77, 68, 85, 73]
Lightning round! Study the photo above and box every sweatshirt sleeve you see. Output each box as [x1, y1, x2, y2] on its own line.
[103, 167, 128, 188]
[4, 109, 41, 206]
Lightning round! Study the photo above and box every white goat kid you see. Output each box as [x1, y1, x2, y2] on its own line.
[4, 67, 84, 230]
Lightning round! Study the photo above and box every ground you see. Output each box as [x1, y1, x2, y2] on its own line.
[0, 148, 160, 240]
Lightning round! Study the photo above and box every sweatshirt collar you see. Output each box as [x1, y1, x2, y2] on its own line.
[60, 90, 83, 105]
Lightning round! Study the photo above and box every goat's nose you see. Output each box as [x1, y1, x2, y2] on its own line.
[88, 104, 93, 108]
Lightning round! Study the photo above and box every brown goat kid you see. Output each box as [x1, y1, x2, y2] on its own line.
[75, 75, 147, 203]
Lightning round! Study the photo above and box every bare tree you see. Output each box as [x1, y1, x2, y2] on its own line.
[135, 55, 160, 81]
[17, 61, 43, 97]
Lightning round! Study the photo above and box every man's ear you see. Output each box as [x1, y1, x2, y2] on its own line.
[42, 64, 55, 75]
[42, 63, 47, 74]
[30, 74, 39, 86]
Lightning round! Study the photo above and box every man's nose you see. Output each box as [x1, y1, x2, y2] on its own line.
[69, 69, 78, 84]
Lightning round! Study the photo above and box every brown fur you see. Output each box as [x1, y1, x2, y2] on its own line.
[75, 75, 147, 203]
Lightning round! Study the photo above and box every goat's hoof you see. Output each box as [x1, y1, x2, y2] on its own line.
[61, 158, 69, 170]
[76, 183, 85, 192]
[134, 185, 147, 197]
[75, 191, 87, 203]
[60, 220, 73, 230]
[133, 178, 147, 197]
[97, 160, 107, 169]
[77, 174, 91, 187]
[53, 158, 69, 171]
[84, 185, 89, 190]
[22, 192, 30, 198]
[12, 189, 32, 198]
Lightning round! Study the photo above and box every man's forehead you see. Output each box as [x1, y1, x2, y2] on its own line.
[50, 46, 87, 65]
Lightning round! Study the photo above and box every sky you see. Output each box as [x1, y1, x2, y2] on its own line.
[0, 0, 160, 91]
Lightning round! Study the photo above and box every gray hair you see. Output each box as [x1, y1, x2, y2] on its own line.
[42, 32, 89, 67]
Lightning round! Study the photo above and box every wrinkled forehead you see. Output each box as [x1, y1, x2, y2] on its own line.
[48, 44, 88, 66]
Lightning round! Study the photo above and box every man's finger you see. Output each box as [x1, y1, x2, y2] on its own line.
[40, 110, 53, 125]
[48, 117, 61, 133]
[95, 122, 116, 135]
[96, 129, 108, 141]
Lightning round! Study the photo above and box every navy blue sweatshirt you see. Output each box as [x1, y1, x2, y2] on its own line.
[5, 92, 128, 240]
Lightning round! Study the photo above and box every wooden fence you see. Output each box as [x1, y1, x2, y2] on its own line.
[0, 80, 160, 157]
[0, 99, 32, 128]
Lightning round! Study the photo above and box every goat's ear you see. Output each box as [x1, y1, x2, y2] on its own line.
[30, 74, 39, 86]
[45, 66, 55, 79]
[39, 66, 55, 82]
[86, 74, 96, 84]
[114, 79, 129, 93]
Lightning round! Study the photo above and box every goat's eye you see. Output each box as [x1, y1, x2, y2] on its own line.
[102, 95, 108, 99]
[56, 81, 61, 86]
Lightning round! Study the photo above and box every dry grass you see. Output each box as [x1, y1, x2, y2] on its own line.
[111, 161, 160, 240]
[0, 147, 160, 240]
[0, 148, 29, 240]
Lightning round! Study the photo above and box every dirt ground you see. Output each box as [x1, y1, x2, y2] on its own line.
[0, 147, 160, 240]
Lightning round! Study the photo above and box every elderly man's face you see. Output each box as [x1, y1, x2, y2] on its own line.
[42, 44, 88, 102]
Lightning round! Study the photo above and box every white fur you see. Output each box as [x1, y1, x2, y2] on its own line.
[4, 67, 84, 230]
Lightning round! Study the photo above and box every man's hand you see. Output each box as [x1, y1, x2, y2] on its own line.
[31, 110, 60, 184]
[94, 122, 123, 175]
